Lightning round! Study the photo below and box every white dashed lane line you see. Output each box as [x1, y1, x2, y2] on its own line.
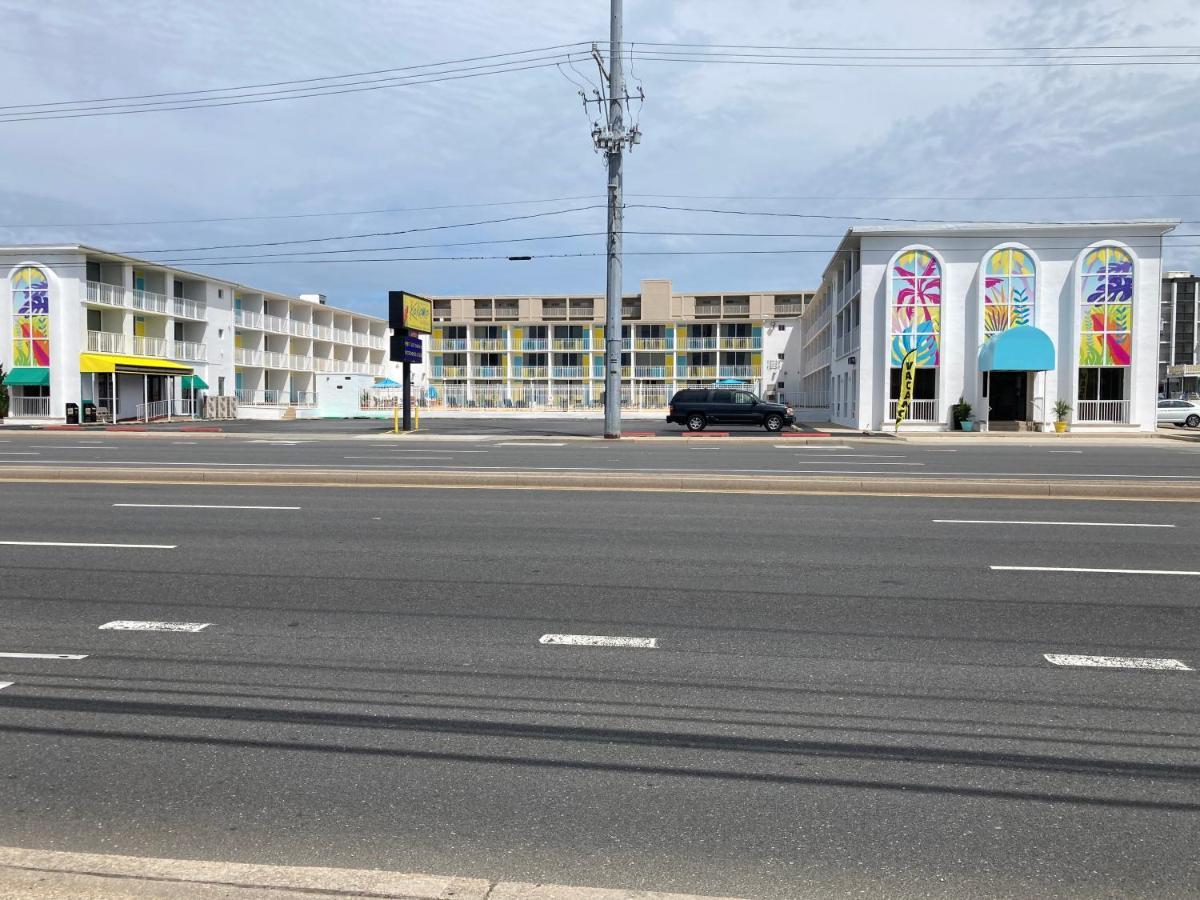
[540, 634, 658, 649]
[389, 449, 488, 453]
[496, 442, 567, 447]
[993, 565, 1200, 576]
[0, 683, 12, 691]
[1045, 654, 1193, 671]
[99, 621, 212, 632]
[937, 519, 1174, 528]
[113, 503, 300, 510]
[0, 540, 176, 549]
[0, 652, 88, 660]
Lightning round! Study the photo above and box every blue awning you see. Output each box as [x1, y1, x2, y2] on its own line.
[978, 325, 1055, 372]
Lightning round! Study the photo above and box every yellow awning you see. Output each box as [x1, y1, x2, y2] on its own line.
[80, 353, 193, 375]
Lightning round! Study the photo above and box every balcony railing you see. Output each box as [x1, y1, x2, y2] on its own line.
[887, 398, 939, 423]
[289, 320, 312, 337]
[520, 338, 548, 351]
[131, 335, 168, 357]
[433, 339, 468, 351]
[695, 305, 722, 318]
[621, 306, 640, 318]
[473, 339, 506, 351]
[773, 302, 806, 317]
[514, 366, 548, 379]
[724, 304, 750, 317]
[235, 348, 264, 366]
[8, 395, 51, 417]
[173, 298, 207, 320]
[86, 330, 125, 354]
[1076, 400, 1130, 424]
[552, 366, 585, 378]
[135, 399, 198, 422]
[351, 333, 370, 347]
[312, 324, 334, 341]
[234, 309, 263, 329]
[683, 366, 718, 378]
[368, 335, 386, 349]
[552, 339, 587, 351]
[85, 281, 126, 307]
[634, 366, 667, 378]
[475, 365, 505, 378]
[289, 354, 312, 371]
[543, 307, 567, 319]
[311, 357, 335, 372]
[720, 337, 760, 350]
[333, 328, 353, 344]
[684, 337, 718, 350]
[173, 340, 206, 361]
[635, 338, 671, 350]
[436, 365, 467, 378]
[351, 362, 372, 375]
[719, 366, 755, 378]
[236, 390, 317, 407]
[263, 351, 290, 368]
[263, 314, 289, 333]
[131, 289, 169, 314]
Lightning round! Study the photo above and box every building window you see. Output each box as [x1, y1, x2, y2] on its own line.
[983, 247, 1035, 340]
[1078, 245, 1133, 367]
[889, 249, 941, 369]
[11, 266, 50, 367]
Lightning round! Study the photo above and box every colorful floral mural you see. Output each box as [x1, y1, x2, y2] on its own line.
[1078, 246, 1133, 366]
[890, 249, 941, 367]
[984, 247, 1035, 340]
[11, 266, 50, 367]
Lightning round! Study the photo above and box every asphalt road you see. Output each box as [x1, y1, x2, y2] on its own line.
[2, 431, 1200, 482]
[0, 483, 1197, 898]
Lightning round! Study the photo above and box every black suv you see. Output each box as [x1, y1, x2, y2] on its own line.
[667, 388, 795, 432]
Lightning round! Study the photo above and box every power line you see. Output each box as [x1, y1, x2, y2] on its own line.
[623, 40, 1200, 52]
[628, 192, 1200, 202]
[629, 52, 1200, 68]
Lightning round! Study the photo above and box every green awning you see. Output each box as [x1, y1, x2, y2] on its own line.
[2, 367, 50, 386]
[181, 375, 209, 390]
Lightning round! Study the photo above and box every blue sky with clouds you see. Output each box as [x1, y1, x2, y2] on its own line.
[1, 0, 1198, 317]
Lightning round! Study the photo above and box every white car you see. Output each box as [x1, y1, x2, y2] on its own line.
[1157, 399, 1200, 428]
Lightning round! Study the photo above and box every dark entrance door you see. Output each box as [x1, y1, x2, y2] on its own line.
[989, 371, 1028, 421]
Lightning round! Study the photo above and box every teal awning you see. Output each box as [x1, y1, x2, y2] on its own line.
[181, 375, 209, 390]
[2, 367, 49, 386]
[978, 325, 1055, 372]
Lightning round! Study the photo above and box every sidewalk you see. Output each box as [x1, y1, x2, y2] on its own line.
[0, 846, 745, 900]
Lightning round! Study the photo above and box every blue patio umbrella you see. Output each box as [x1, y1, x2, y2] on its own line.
[714, 378, 747, 385]
[373, 377, 402, 388]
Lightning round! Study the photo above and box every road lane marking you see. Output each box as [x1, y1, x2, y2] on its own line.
[344, 455, 455, 461]
[99, 621, 211, 632]
[29, 445, 120, 450]
[0, 683, 11, 691]
[0, 452, 38, 455]
[245, 440, 314, 445]
[540, 633, 658, 649]
[113, 503, 301, 510]
[390, 449, 488, 453]
[790, 461, 924, 466]
[792, 454, 912, 459]
[0, 540, 176, 549]
[0, 652, 88, 660]
[993, 565, 1200, 576]
[688, 447, 721, 450]
[785, 445, 852, 450]
[496, 442, 567, 447]
[172, 441, 198, 444]
[1044, 654, 1193, 671]
[1048, 450, 1084, 454]
[936, 519, 1174, 528]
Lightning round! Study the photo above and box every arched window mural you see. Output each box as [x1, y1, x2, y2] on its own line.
[984, 247, 1035, 340]
[11, 266, 50, 367]
[890, 249, 941, 366]
[1079, 245, 1133, 366]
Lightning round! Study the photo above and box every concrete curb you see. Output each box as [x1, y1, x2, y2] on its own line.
[1, 465, 1198, 501]
[0, 847, 745, 900]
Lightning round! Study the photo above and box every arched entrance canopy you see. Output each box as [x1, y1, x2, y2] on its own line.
[978, 325, 1055, 372]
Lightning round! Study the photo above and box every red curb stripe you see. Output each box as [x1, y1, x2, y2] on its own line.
[621, 431, 656, 437]
[777, 431, 832, 438]
[681, 431, 730, 437]
[179, 426, 222, 433]
[104, 425, 148, 432]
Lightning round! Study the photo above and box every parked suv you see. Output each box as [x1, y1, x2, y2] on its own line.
[667, 388, 795, 432]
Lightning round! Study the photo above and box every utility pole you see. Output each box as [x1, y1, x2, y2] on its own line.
[590, 0, 641, 439]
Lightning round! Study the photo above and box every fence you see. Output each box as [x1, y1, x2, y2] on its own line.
[1076, 400, 1130, 423]
[887, 398, 939, 422]
[135, 399, 198, 422]
[8, 395, 51, 417]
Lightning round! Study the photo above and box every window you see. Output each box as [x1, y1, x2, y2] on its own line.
[733, 392, 755, 405]
[984, 247, 1035, 340]
[1079, 245, 1133, 367]
[712, 390, 733, 403]
[889, 249, 941, 368]
[11, 266, 49, 367]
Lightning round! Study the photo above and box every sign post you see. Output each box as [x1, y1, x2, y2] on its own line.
[895, 349, 917, 433]
[388, 291, 432, 432]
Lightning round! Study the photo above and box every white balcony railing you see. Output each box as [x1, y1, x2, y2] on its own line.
[436, 366, 467, 378]
[289, 320, 312, 337]
[234, 309, 264, 329]
[720, 337, 760, 350]
[888, 398, 939, 422]
[333, 328, 353, 344]
[234, 348, 264, 366]
[520, 338, 548, 351]
[635, 338, 671, 350]
[552, 366, 585, 378]
[719, 366, 756, 378]
[312, 357, 335, 372]
[8, 395, 51, 417]
[131, 289, 169, 314]
[173, 340, 206, 361]
[352, 333, 370, 347]
[1076, 400, 1130, 424]
[311, 324, 334, 341]
[515, 367, 548, 379]
[552, 339, 587, 351]
[475, 366, 505, 378]
[85, 281, 126, 308]
[263, 314, 289, 333]
[289, 354, 312, 371]
[263, 351, 290, 368]
[773, 302, 806, 317]
[135, 399, 197, 422]
[351, 362, 372, 375]
[473, 338, 506, 351]
[634, 366, 667, 378]
[369, 335, 386, 349]
[685, 337, 718, 350]
[433, 339, 468, 351]
[86, 330, 126, 354]
[131, 335, 168, 358]
[173, 298, 207, 320]
[683, 366, 718, 379]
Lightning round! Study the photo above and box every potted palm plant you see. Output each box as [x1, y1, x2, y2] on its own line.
[952, 397, 974, 431]
[0, 364, 9, 420]
[1053, 399, 1071, 434]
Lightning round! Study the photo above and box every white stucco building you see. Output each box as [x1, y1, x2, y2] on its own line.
[784, 221, 1177, 432]
[1, 245, 389, 423]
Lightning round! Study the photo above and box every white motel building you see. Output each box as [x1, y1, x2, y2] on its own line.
[1, 245, 390, 423]
[786, 221, 1177, 432]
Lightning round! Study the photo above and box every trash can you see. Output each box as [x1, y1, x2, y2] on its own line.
[82, 402, 97, 424]
[64, 402, 79, 425]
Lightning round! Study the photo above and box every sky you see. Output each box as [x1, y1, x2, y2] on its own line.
[1, 0, 1198, 318]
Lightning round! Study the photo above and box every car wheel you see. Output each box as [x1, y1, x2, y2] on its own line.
[686, 413, 706, 432]
[763, 413, 784, 432]
[1187, 414, 1200, 428]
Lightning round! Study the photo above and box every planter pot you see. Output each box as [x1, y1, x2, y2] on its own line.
[1054, 420, 1068, 434]
[961, 421, 974, 432]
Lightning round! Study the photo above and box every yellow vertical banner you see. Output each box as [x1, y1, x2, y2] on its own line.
[895, 349, 917, 431]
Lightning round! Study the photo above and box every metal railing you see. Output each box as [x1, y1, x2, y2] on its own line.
[473, 339, 506, 351]
[773, 302, 806, 316]
[8, 395, 51, 417]
[369, 335, 386, 349]
[434, 365, 467, 378]
[683, 366, 718, 378]
[475, 365, 505, 378]
[312, 324, 334, 341]
[1076, 400, 1130, 423]
[135, 399, 197, 422]
[131, 335, 167, 357]
[333, 328, 353, 344]
[887, 398, 939, 422]
[635, 338, 672, 350]
[289, 320, 312, 337]
[634, 366, 667, 378]
[263, 351, 290, 368]
[85, 281, 126, 307]
[520, 338, 548, 351]
[552, 366, 585, 378]
[719, 337, 760, 350]
[234, 309, 263, 329]
[86, 330, 126, 354]
[719, 366, 755, 378]
[514, 366, 548, 379]
[173, 340, 206, 360]
[289, 354, 312, 371]
[352, 333, 370, 347]
[684, 337, 718, 350]
[433, 339, 468, 351]
[234, 348, 263, 366]
[173, 298, 207, 320]
[263, 314, 289, 333]
[552, 339, 587, 351]
[235, 389, 316, 407]
[131, 289, 169, 314]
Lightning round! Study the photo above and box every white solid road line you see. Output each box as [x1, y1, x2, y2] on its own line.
[390, 448, 488, 453]
[99, 621, 211, 632]
[1044, 654, 1193, 671]
[0, 652, 88, 660]
[496, 442, 567, 447]
[786, 445, 852, 450]
[688, 447, 722, 450]
[539, 633, 658, 649]
[113, 503, 301, 510]
[0, 540, 176, 549]
[29, 445, 120, 450]
[993, 565, 1200, 576]
[792, 454, 911, 459]
[344, 455, 455, 461]
[936, 519, 1174, 528]
[0, 683, 12, 691]
[0, 451, 38, 455]
[1048, 450, 1084, 454]
[172, 441, 198, 444]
